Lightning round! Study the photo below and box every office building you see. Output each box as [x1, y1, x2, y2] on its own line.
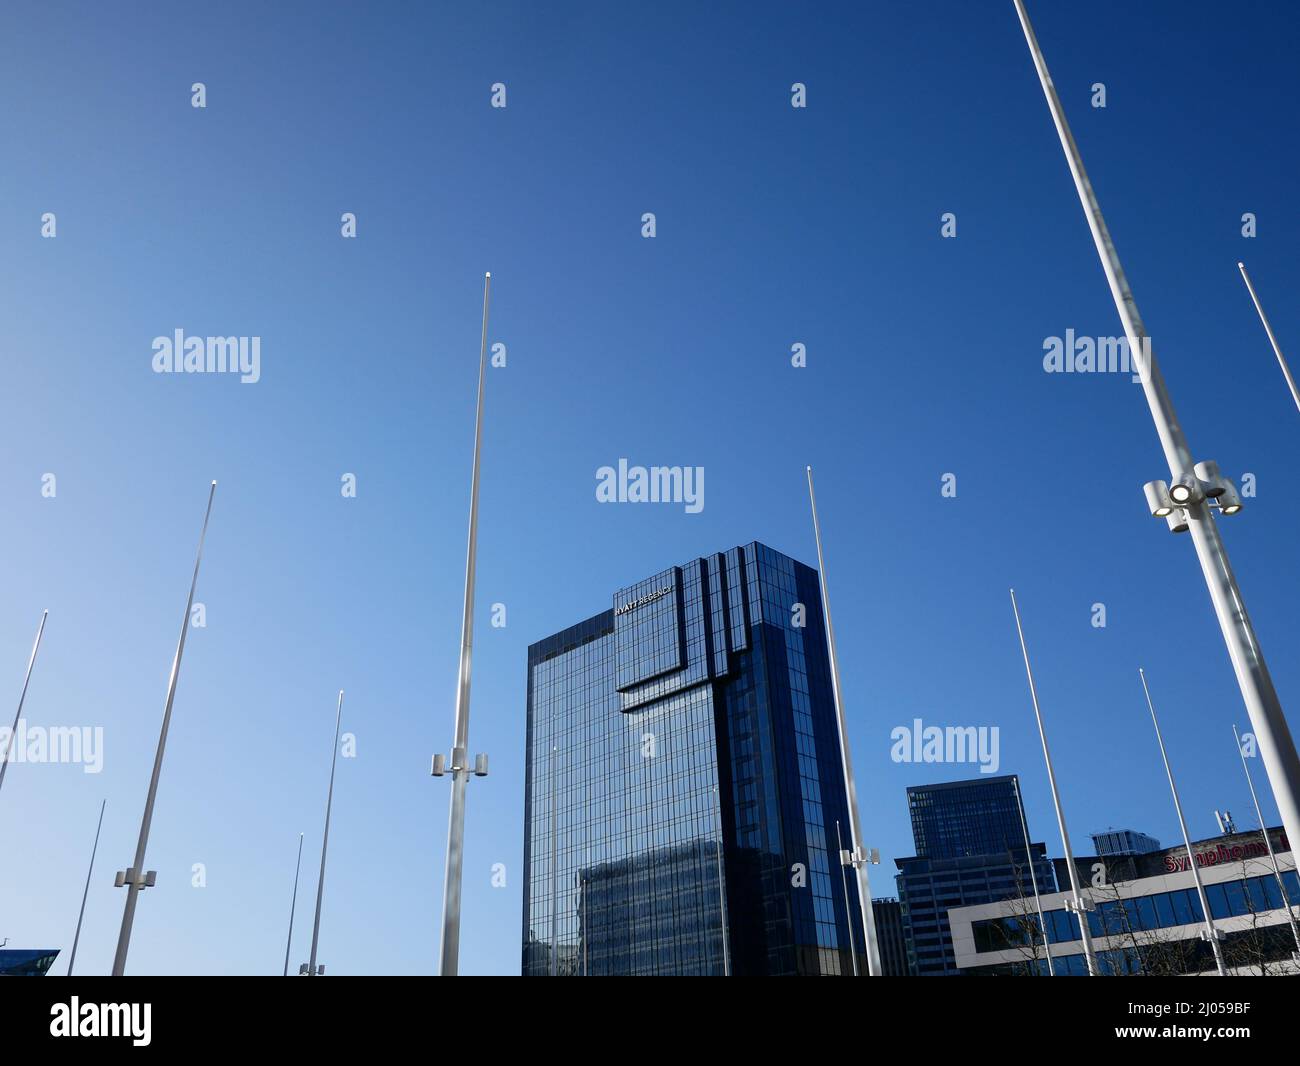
[1091, 828, 1160, 858]
[871, 897, 909, 977]
[522, 542, 863, 976]
[895, 775, 1056, 976]
[950, 827, 1300, 975]
[0, 948, 59, 976]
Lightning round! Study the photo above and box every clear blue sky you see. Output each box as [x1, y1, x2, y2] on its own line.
[1, 1, 1296, 975]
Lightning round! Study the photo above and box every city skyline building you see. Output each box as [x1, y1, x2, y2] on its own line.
[895, 775, 1057, 976]
[522, 541, 864, 976]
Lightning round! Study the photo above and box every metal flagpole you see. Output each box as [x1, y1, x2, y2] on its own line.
[0, 610, 49, 800]
[67, 799, 106, 976]
[1011, 777, 1055, 976]
[1008, 589, 1100, 976]
[1238, 262, 1300, 414]
[306, 691, 344, 976]
[282, 832, 305, 976]
[806, 466, 881, 976]
[836, 819, 859, 976]
[1012, 0, 1300, 872]
[1139, 669, 1227, 975]
[1233, 723, 1300, 958]
[436, 272, 492, 977]
[112, 480, 216, 976]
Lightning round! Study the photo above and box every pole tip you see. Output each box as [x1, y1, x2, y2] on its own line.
[211, 479, 218, 486]
[485, 271, 491, 278]
[1237, 261, 1245, 269]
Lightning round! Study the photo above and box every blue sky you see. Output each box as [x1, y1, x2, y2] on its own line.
[0, 0, 1297, 975]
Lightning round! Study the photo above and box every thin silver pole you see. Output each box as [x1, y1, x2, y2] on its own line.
[1012, 0, 1300, 875]
[1233, 723, 1300, 956]
[67, 799, 106, 976]
[1011, 777, 1054, 976]
[1139, 669, 1227, 976]
[1238, 262, 1300, 414]
[112, 480, 216, 976]
[0, 610, 49, 799]
[711, 782, 730, 976]
[307, 690, 344, 976]
[1008, 589, 1099, 976]
[835, 819, 859, 976]
[438, 271, 492, 977]
[282, 832, 305, 977]
[806, 466, 880, 976]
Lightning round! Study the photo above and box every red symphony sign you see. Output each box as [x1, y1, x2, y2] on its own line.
[1164, 833, 1291, 873]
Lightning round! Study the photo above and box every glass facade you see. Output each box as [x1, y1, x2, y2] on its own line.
[523, 542, 860, 975]
[0, 948, 59, 976]
[896, 775, 1057, 976]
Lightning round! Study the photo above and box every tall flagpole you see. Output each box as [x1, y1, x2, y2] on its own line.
[67, 799, 106, 976]
[112, 481, 216, 976]
[1238, 262, 1300, 414]
[437, 272, 492, 976]
[1012, 0, 1300, 876]
[282, 832, 305, 977]
[1011, 777, 1054, 976]
[1233, 723, 1300, 958]
[806, 466, 881, 976]
[306, 690, 344, 976]
[1139, 669, 1227, 976]
[1008, 589, 1099, 976]
[0, 610, 49, 800]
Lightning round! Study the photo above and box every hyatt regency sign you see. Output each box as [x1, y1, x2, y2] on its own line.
[615, 586, 673, 616]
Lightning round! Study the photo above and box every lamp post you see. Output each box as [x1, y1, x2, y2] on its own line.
[282, 832, 304, 977]
[303, 691, 344, 977]
[1011, 777, 1055, 976]
[1232, 724, 1300, 960]
[1012, 0, 1300, 875]
[0, 611, 49, 800]
[805, 466, 881, 976]
[67, 799, 106, 977]
[1138, 670, 1227, 976]
[1237, 262, 1300, 414]
[1008, 589, 1099, 975]
[434, 273, 493, 977]
[112, 481, 216, 976]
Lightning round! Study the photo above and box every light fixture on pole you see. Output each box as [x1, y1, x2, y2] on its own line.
[1008, 588, 1100, 976]
[302, 690, 344, 977]
[67, 799, 106, 977]
[434, 272, 493, 977]
[1011, 776, 1055, 976]
[111, 481, 216, 976]
[0, 610, 49, 801]
[1232, 724, 1300, 961]
[1138, 669, 1227, 976]
[282, 832, 305, 977]
[806, 465, 882, 976]
[1012, 0, 1300, 873]
[1237, 261, 1300, 414]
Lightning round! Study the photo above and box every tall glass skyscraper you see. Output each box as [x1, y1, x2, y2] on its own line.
[522, 542, 861, 976]
[895, 775, 1057, 976]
